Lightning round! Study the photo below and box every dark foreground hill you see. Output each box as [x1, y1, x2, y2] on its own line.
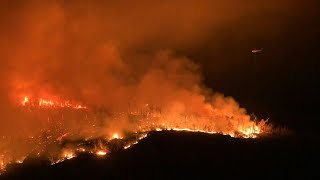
[1, 131, 319, 179]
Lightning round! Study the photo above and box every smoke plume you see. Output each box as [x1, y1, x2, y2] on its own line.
[1, 1, 298, 147]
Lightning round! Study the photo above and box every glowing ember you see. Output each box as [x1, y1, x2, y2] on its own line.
[78, 148, 86, 152]
[0, 161, 4, 171]
[21, 96, 29, 106]
[62, 150, 76, 160]
[65, 154, 75, 159]
[113, 133, 119, 139]
[20, 96, 87, 109]
[124, 133, 148, 150]
[39, 98, 54, 107]
[96, 151, 107, 156]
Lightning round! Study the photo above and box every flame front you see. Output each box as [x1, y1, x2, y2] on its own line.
[0, 94, 270, 173]
[20, 96, 86, 109]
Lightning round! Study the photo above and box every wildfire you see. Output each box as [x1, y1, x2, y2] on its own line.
[96, 151, 107, 156]
[149, 126, 259, 138]
[21, 96, 29, 106]
[63, 151, 76, 160]
[0, 92, 272, 174]
[0, 161, 4, 171]
[124, 133, 148, 149]
[20, 96, 87, 109]
[113, 133, 119, 139]
[108, 133, 123, 140]
[110, 133, 122, 140]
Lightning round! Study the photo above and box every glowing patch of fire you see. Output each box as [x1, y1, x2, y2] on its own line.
[20, 96, 86, 109]
[64, 153, 75, 159]
[21, 96, 29, 106]
[96, 151, 107, 156]
[0, 93, 271, 173]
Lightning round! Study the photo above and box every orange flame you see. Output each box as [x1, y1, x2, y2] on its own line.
[20, 96, 87, 109]
[96, 151, 107, 156]
[21, 96, 29, 106]
[0, 92, 271, 172]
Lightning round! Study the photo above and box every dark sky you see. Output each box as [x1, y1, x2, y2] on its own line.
[188, 1, 320, 132]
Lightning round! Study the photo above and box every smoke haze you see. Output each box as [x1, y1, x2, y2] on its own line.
[0, 0, 296, 136]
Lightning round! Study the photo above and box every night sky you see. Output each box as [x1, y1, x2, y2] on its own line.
[186, 1, 320, 133]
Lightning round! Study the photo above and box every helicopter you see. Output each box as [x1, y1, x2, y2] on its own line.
[251, 48, 263, 54]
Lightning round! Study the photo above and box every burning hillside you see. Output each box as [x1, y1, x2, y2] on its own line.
[20, 96, 86, 109]
[0, 1, 279, 174]
[0, 92, 270, 173]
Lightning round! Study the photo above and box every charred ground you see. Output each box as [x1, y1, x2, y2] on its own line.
[1, 131, 318, 179]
